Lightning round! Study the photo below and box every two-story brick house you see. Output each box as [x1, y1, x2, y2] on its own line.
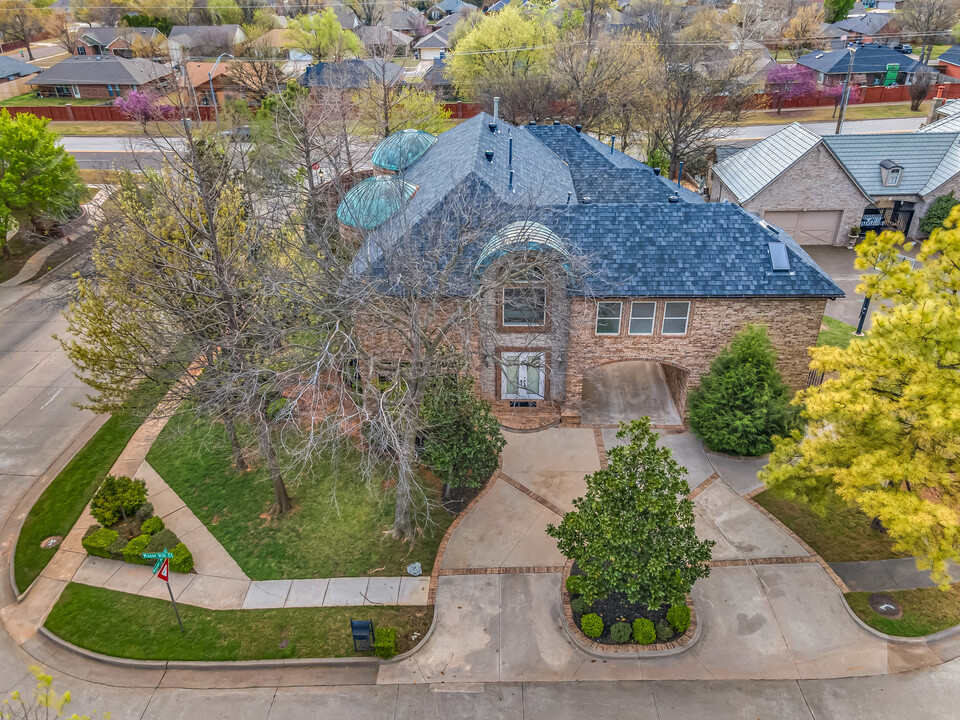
[337, 115, 842, 428]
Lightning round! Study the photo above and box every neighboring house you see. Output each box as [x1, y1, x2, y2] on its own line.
[414, 24, 452, 62]
[167, 25, 246, 62]
[299, 58, 406, 89]
[75, 27, 165, 58]
[797, 44, 928, 86]
[26, 54, 174, 99]
[828, 13, 892, 41]
[355, 25, 414, 57]
[926, 97, 960, 127]
[420, 56, 453, 98]
[426, 0, 471, 19]
[390, 8, 426, 34]
[0, 56, 40, 100]
[181, 60, 243, 106]
[258, 28, 313, 63]
[338, 115, 842, 426]
[936, 45, 960, 79]
[875, 0, 904, 10]
[710, 122, 960, 242]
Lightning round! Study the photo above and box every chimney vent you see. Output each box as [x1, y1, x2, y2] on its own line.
[488, 122, 497, 133]
[610, 135, 615, 153]
[668, 194, 680, 203]
[508, 137, 513, 168]
[493, 96, 499, 124]
[553, 120, 560, 125]
[509, 168, 514, 191]
[575, 124, 582, 133]
[484, 150, 494, 162]
[654, 167, 662, 176]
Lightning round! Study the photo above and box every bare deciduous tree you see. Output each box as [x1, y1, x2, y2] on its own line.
[48, 11, 79, 55]
[228, 37, 292, 101]
[901, 0, 960, 64]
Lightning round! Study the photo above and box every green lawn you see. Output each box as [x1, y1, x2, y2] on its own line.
[928, 45, 952, 62]
[0, 93, 105, 107]
[145, 413, 454, 580]
[45, 583, 431, 660]
[14, 383, 164, 593]
[817, 316, 858, 349]
[742, 102, 927, 127]
[846, 584, 960, 637]
[753, 485, 908, 562]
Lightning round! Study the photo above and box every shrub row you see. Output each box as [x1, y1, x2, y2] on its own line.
[571, 589, 692, 645]
[81, 523, 194, 574]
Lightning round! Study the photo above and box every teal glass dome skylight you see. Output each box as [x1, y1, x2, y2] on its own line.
[371, 129, 437, 172]
[474, 221, 569, 273]
[337, 176, 418, 230]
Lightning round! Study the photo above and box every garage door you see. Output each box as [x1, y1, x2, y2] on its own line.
[763, 210, 843, 245]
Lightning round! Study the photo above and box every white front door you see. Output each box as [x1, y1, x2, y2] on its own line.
[71, 85, 80, 98]
[501, 352, 545, 400]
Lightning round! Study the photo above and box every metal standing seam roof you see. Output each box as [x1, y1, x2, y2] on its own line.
[337, 176, 419, 229]
[797, 45, 928, 75]
[372, 129, 437, 171]
[821, 132, 960, 196]
[919, 112, 960, 133]
[711, 122, 821, 202]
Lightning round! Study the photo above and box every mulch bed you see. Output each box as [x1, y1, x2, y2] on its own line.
[440, 481, 483, 515]
[569, 566, 674, 645]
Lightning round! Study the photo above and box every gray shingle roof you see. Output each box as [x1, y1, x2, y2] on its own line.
[798, 45, 927, 75]
[168, 25, 241, 48]
[0, 56, 40, 79]
[830, 13, 891, 36]
[352, 115, 841, 300]
[26, 55, 173, 86]
[822, 132, 960, 196]
[300, 59, 405, 88]
[938, 45, 960, 67]
[414, 24, 451, 50]
[79, 27, 160, 46]
[711, 123, 821, 202]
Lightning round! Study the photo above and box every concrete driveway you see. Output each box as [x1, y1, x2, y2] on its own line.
[802, 245, 877, 330]
[581, 361, 683, 426]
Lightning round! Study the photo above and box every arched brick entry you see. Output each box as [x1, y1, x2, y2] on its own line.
[580, 359, 690, 426]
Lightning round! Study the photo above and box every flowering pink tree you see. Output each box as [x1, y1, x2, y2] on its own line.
[114, 90, 176, 129]
[823, 81, 861, 117]
[766, 64, 816, 114]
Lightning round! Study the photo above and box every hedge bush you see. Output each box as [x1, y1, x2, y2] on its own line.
[90, 475, 148, 527]
[570, 597, 591, 616]
[655, 620, 674, 642]
[632, 618, 656, 645]
[134, 502, 154, 523]
[122, 534, 152, 565]
[580, 613, 604, 638]
[141, 516, 164, 535]
[919, 191, 957, 235]
[667, 603, 691, 634]
[81, 527, 119, 559]
[145, 529, 179, 555]
[107, 536, 128, 560]
[170, 542, 194, 574]
[565, 575, 586, 596]
[610, 621, 632, 644]
[373, 627, 397, 659]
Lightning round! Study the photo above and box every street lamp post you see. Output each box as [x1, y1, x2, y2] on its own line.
[209, 52, 234, 130]
[835, 43, 857, 135]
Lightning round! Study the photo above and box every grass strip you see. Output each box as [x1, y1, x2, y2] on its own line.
[14, 382, 162, 593]
[817, 316, 858, 349]
[752, 486, 908, 562]
[846, 584, 960, 637]
[146, 413, 454, 580]
[45, 583, 432, 660]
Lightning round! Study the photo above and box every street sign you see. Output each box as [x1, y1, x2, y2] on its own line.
[157, 558, 170, 582]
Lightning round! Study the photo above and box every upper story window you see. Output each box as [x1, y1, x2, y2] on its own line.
[502, 288, 546, 327]
[886, 168, 901, 186]
[596, 301, 622, 335]
[880, 159, 903, 187]
[662, 301, 690, 335]
[629, 301, 656, 335]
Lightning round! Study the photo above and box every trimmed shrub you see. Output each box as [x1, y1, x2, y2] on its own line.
[570, 597, 591, 616]
[688, 325, 796, 456]
[145, 528, 179, 555]
[107, 536, 128, 560]
[373, 627, 397, 659]
[134, 501, 154, 523]
[170, 542, 194, 574]
[667, 603, 691, 634]
[655, 620, 674, 643]
[919, 191, 957, 235]
[90, 475, 147, 527]
[610, 621, 632, 644]
[81, 527, 119, 558]
[122, 534, 151, 565]
[580, 613, 604, 638]
[565, 575, 586, 596]
[632, 618, 656, 645]
[141, 516, 164, 535]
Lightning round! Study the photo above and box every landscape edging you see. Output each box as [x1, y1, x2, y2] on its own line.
[838, 594, 960, 648]
[559, 559, 700, 657]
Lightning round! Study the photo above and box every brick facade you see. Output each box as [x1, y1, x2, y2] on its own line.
[33, 77, 170, 99]
[76, 39, 132, 58]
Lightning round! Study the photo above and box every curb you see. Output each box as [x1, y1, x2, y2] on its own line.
[838, 595, 960, 647]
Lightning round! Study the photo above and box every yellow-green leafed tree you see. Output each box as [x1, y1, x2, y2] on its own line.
[446, 5, 557, 101]
[287, 9, 362, 62]
[762, 214, 960, 586]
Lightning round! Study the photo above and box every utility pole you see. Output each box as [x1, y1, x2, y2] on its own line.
[209, 52, 234, 131]
[835, 43, 857, 135]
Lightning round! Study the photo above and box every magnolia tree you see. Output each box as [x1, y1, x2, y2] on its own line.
[766, 64, 815, 113]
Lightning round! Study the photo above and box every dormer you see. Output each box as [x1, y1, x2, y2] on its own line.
[880, 159, 903, 188]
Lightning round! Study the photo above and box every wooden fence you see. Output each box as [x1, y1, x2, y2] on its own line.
[2, 105, 218, 122]
[757, 82, 960, 111]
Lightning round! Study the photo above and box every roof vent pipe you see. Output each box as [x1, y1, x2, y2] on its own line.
[493, 96, 499, 125]
[553, 120, 560, 125]
[509, 168, 514, 192]
[654, 167, 662, 176]
[566, 191, 572, 205]
[575, 124, 582, 133]
[610, 135, 615, 153]
[485, 150, 494, 162]
[508, 137, 513, 168]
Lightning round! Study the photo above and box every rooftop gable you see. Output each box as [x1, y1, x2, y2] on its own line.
[798, 45, 927, 75]
[938, 45, 960, 67]
[26, 55, 173, 86]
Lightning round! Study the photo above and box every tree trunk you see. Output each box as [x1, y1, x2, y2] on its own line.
[224, 415, 247, 471]
[24, 41, 34, 61]
[257, 416, 292, 515]
[391, 413, 418, 541]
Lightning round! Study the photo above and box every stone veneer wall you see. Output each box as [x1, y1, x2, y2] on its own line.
[562, 296, 827, 411]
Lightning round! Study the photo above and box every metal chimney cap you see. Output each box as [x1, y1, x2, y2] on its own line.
[667, 194, 680, 203]
[575, 124, 582, 133]
[529, 119, 536, 125]
[488, 122, 497, 132]
[484, 150, 494, 162]
[654, 167, 662, 176]
[553, 120, 560, 125]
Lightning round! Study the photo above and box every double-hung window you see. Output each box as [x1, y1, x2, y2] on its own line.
[629, 301, 656, 335]
[502, 288, 546, 327]
[595, 302, 622, 335]
[662, 301, 690, 335]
